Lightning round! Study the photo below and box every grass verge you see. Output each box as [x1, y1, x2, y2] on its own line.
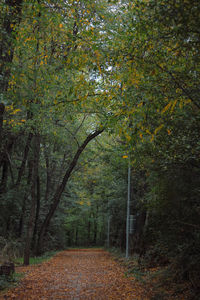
[14, 250, 58, 266]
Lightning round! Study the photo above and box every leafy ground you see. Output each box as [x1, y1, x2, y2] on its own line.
[0, 249, 151, 299]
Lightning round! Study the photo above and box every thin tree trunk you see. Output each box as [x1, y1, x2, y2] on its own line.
[0, 160, 9, 194]
[36, 129, 104, 255]
[87, 213, 91, 245]
[44, 147, 51, 203]
[75, 227, 79, 246]
[15, 132, 33, 186]
[0, 137, 15, 193]
[32, 175, 41, 253]
[18, 160, 33, 238]
[93, 215, 97, 245]
[24, 135, 40, 265]
[0, 104, 5, 150]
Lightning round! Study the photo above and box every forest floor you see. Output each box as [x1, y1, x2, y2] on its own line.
[0, 249, 152, 300]
[0, 249, 191, 300]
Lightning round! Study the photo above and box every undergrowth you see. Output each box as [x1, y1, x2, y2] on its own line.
[14, 250, 58, 266]
[0, 273, 23, 291]
[0, 251, 57, 291]
[107, 247, 196, 300]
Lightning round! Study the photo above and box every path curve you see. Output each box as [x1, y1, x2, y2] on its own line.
[1, 249, 149, 299]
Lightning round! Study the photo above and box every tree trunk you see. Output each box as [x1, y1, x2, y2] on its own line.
[44, 146, 51, 203]
[18, 159, 33, 238]
[93, 222, 97, 245]
[93, 205, 99, 245]
[32, 175, 41, 253]
[15, 133, 33, 186]
[36, 129, 104, 255]
[0, 160, 9, 194]
[24, 135, 40, 265]
[0, 137, 15, 193]
[87, 213, 91, 245]
[0, 104, 5, 150]
[75, 227, 79, 246]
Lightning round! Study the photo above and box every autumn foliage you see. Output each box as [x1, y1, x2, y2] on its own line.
[1, 249, 150, 300]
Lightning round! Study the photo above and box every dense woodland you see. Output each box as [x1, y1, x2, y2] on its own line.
[0, 0, 200, 297]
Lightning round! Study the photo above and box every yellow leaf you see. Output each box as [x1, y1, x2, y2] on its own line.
[151, 135, 154, 142]
[167, 129, 172, 135]
[170, 99, 177, 113]
[146, 129, 151, 135]
[154, 124, 164, 135]
[122, 155, 128, 159]
[137, 102, 143, 107]
[11, 108, 21, 115]
[161, 102, 172, 114]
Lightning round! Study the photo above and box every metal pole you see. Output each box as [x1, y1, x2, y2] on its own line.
[126, 159, 131, 259]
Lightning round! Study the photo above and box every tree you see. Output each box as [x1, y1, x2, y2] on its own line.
[36, 128, 104, 255]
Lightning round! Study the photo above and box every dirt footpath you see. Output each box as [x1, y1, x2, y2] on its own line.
[1, 249, 149, 299]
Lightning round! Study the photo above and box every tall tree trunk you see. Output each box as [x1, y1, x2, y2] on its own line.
[36, 129, 104, 255]
[93, 205, 99, 245]
[93, 215, 97, 245]
[15, 133, 33, 186]
[75, 227, 79, 246]
[0, 137, 15, 193]
[87, 213, 91, 245]
[93, 222, 97, 245]
[18, 160, 33, 237]
[0, 160, 9, 194]
[24, 135, 40, 265]
[32, 175, 41, 253]
[44, 146, 51, 203]
[0, 104, 5, 150]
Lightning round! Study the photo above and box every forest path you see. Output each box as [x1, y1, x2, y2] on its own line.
[1, 249, 149, 300]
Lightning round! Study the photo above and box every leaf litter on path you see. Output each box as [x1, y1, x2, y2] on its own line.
[1, 249, 150, 299]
